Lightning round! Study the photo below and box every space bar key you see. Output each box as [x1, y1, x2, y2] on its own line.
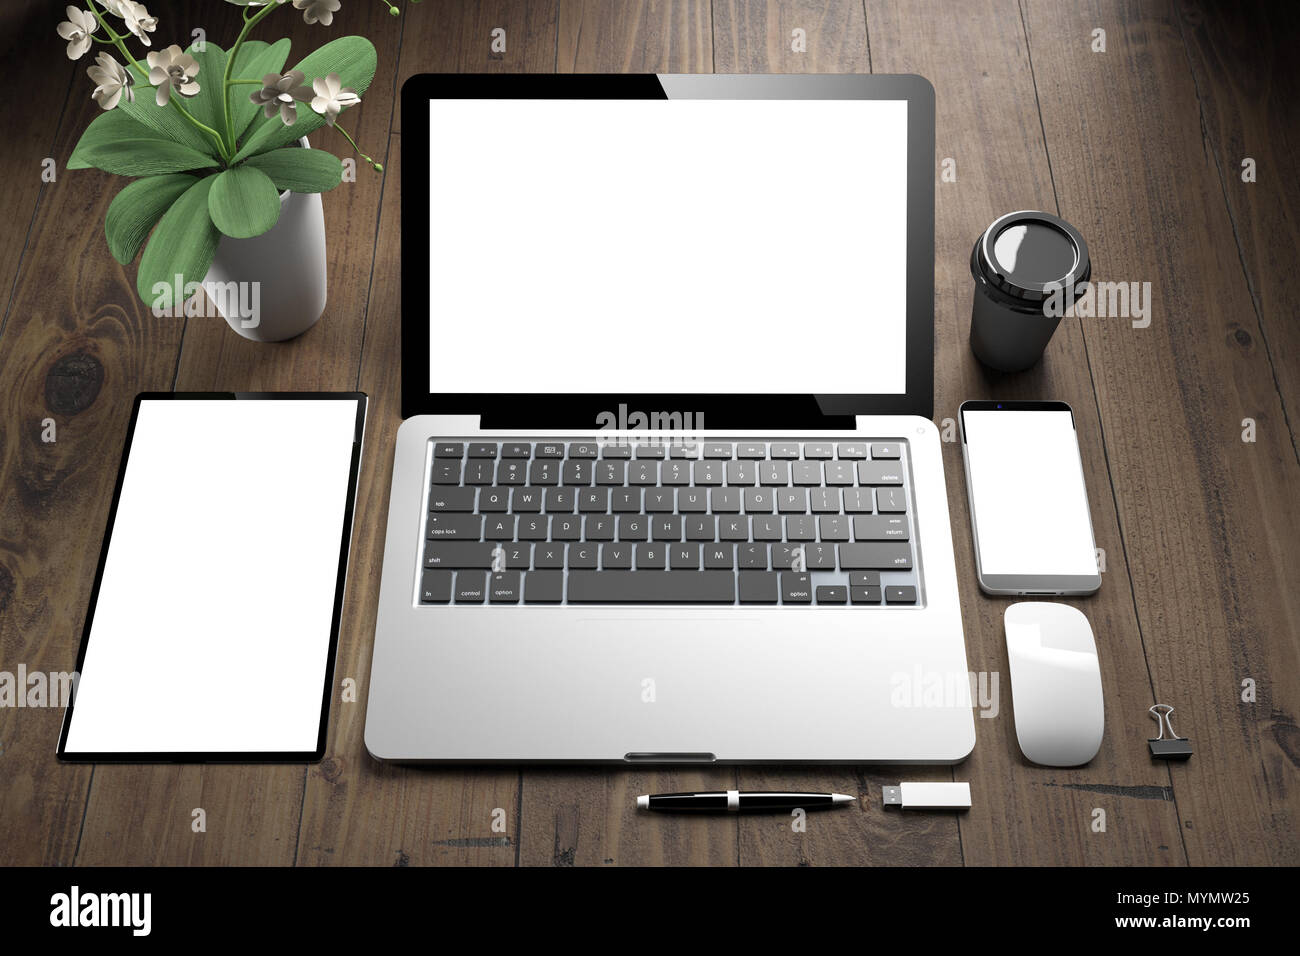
[566, 571, 736, 603]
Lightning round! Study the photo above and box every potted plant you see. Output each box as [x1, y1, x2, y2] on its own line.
[61, 0, 393, 341]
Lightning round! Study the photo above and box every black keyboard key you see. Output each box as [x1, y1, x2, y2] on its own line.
[792, 462, 822, 486]
[871, 443, 901, 459]
[552, 516, 581, 541]
[843, 488, 874, 513]
[489, 571, 521, 603]
[434, 442, 464, 458]
[737, 442, 765, 459]
[686, 516, 716, 541]
[496, 460, 526, 485]
[629, 461, 659, 485]
[803, 543, 835, 569]
[465, 460, 495, 485]
[785, 515, 815, 541]
[770, 443, 800, 460]
[752, 516, 782, 541]
[678, 489, 707, 513]
[816, 585, 847, 604]
[781, 572, 812, 603]
[511, 488, 543, 513]
[719, 515, 749, 541]
[601, 443, 632, 459]
[662, 460, 691, 486]
[877, 487, 907, 513]
[503, 544, 530, 569]
[653, 515, 683, 541]
[810, 488, 841, 513]
[545, 488, 575, 513]
[885, 585, 918, 604]
[568, 544, 598, 569]
[424, 542, 497, 569]
[420, 569, 452, 603]
[743, 487, 773, 513]
[839, 543, 913, 570]
[566, 571, 735, 604]
[618, 515, 648, 541]
[738, 571, 778, 603]
[854, 515, 910, 540]
[535, 545, 565, 569]
[427, 514, 483, 539]
[635, 543, 666, 569]
[850, 571, 882, 587]
[668, 443, 699, 459]
[850, 585, 882, 604]
[704, 443, 733, 459]
[760, 461, 790, 486]
[455, 572, 486, 603]
[818, 515, 850, 541]
[612, 488, 642, 513]
[579, 488, 609, 512]
[602, 544, 633, 570]
[857, 461, 904, 485]
[478, 488, 508, 513]
[671, 544, 700, 569]
[597, 461, 626, 485]
[524, 570, 563, 603]
[585, 515, 615, 541]
[569, 442, 598, 459]
[693, 460, 724, 485]
[467, 443, 497, 458]
[836, 443, 868, 459]
[529, 460, 560, 485]
[429, 487, 475, 512]
[501, 443, 531, 459]
[804, 443, 833, 459]
[484, 515, 516, 541]
[518, 516, 547, 541]
[776, 488, 807, 513]
[726, 460, 756, 485]
[431, 461, 462, 485]
[703, 544, 734, 569]
[645, 489, 674, 513]
[710, 487, 741, 513]
[562, 460, 593, 485]
[824, 461, 855, 486]
[635, 443, 665, 459]
[536, 442, 565, 458]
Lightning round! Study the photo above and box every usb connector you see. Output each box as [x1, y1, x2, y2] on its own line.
[882, 782, 971, 810]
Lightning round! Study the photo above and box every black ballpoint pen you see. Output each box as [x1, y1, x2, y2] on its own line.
[636, 790, 856, 813]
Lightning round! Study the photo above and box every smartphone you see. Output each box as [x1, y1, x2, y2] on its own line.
[959, 400, 1101, 596]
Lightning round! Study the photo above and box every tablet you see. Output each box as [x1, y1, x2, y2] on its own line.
[57, 393, 366, 762]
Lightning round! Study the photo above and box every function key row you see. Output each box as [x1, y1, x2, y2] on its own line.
[434, 441, 902, 461]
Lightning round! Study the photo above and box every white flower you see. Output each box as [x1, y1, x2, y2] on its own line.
[250, 70, 314, 126]
[293, 0, 341, 27]
[86, 52, 135, 110]
[146, 44, 200, 107]
[309, 73, 360, 126]
[57, 7, 97, 61]
[118, 1, 157, 47]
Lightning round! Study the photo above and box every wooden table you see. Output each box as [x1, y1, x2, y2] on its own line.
[1, 0, 1296, 866]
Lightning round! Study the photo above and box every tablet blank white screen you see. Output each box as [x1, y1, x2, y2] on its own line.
[63, 398, 360, 755]
[964, 409, 1098, 577]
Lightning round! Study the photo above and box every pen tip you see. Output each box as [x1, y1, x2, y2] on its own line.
[832, 793, 856, 805]
[636, 795, 649, 810]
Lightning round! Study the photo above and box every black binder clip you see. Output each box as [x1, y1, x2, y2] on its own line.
[1147, 704, 1193, 760]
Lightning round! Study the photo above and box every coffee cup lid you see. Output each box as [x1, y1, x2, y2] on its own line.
[971, 210, 1090, 303]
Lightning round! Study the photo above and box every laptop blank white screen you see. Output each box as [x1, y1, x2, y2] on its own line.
[426, 98, 909, 395]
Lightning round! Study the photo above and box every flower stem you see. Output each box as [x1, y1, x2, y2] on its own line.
[333, 121, 383, 172]
[86, 0, 231, 162]
[221, 0, 281, 155]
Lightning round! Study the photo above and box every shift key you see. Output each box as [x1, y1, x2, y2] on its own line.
[423, 541, 497, 569]
[839, 543, 913, 570]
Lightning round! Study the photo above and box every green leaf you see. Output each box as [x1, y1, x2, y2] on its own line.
[105, 174, 198, 265]
[68, 108, 220, 176]
[208, 165, 282, 238]
[136, 175, 221, 307]
[178, 42, 229, 139]
[118, 61, 221, 159]
[243, 147, 342, 193]
[233, 36, 377, 162]
[229, 39, 292, 142]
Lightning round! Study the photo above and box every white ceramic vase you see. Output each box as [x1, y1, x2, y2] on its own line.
[202, 139, 328, 343]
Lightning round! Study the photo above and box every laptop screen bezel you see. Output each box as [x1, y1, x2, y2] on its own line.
[401, 73, 935, 426]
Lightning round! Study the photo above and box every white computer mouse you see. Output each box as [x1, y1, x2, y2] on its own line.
[1004, 602, 1104, 766]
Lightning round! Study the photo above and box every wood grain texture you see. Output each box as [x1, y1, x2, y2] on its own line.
[1023, 0, 1300, 864]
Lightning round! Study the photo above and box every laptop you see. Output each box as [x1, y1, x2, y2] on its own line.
[364, 74, 975, 763]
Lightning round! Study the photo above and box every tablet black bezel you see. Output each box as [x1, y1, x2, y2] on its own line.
[55, 392, 367, 764]
[401, 73, 935, 426]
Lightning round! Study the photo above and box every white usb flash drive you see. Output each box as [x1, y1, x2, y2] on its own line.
[882, 782, 972, 810]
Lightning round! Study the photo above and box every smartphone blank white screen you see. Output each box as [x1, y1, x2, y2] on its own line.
[963, 409, 1098, 577]
[62, 398, 361, 756]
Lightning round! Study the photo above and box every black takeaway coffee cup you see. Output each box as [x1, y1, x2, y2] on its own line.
[968, 210, 1090, 372]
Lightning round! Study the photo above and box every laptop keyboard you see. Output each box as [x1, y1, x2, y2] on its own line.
[418, 439, 921, 607]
